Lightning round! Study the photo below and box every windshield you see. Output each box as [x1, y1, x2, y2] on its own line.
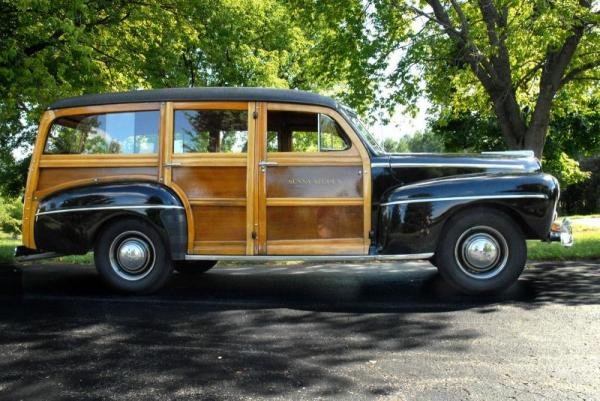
[340, 105, 384, 154]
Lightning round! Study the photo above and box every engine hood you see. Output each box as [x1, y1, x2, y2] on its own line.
[379, 151, 541, 173]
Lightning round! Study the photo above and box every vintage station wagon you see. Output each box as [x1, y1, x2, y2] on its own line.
[16, 88, 572, 294]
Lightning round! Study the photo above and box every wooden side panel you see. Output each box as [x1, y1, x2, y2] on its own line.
[267, 238, 364, 255]
[36, 167, 158, 192]
[172, 167, 246, 198]
[266, 206, 363, 241]
[193, 206, 246, 241]
[267, 166, 363, 198]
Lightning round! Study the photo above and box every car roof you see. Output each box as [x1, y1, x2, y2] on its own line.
[47, 87, 340, 110]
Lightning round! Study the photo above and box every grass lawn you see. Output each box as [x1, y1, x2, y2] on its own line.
[1, 216, 599, 264]
[0, 233, 92, 265]
[527, 216, 600, 261]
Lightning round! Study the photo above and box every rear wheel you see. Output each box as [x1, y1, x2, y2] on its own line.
[175, 260, 217, 274]
[435, 208, 526, 294]
[94, 218, 173, 294]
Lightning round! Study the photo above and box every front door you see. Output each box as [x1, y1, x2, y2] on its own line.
[254, 103, 371, 255]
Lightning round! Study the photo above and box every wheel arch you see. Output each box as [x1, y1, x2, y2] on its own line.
[376, 172, 558, 255]
[33, 181, 188, 260]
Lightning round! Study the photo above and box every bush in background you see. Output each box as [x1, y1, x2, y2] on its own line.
[0, 196, 22, 238]
[560, 158, 600, 215]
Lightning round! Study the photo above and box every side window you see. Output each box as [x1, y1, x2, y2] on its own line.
[45, 111, 159, 154]
[266, 111, 351, 152]
[174, 110, 248, 153]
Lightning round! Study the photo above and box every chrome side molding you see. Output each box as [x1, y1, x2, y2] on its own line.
[481, 150, 535, 158]
[184, 253, 434, 262]
[36, 205, 184, 216]
[380, 194, 547, 207]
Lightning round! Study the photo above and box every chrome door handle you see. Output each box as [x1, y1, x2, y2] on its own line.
[258, 161, 278, 167]
[258, 160, 278, 172]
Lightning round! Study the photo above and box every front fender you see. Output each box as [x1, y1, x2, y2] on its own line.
[377, 172, 559, 255]
[34, 181, 187, 259]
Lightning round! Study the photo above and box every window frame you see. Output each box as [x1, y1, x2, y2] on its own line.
[44, 109, 161, 156]
[173, 108, 250, 155]
[38, 103, 161, 168]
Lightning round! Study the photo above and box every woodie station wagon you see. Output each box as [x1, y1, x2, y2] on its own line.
[16, 88, 572, 294]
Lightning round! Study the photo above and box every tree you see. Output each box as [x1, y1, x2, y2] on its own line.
[0, 0, 369, 196]
[431, 104, 600, 186]
[382, 131, 445, 152]
[373, 0, 600, 158]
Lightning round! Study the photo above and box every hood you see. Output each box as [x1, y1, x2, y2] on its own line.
[381, 151, 541, 173]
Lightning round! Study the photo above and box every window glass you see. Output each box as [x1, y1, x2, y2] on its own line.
[45, 111, 159, 154]
[266, 111, 351, 152]
[174, 110, 248, 153]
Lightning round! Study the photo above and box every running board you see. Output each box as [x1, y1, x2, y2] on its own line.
[184, 253, 434, 262]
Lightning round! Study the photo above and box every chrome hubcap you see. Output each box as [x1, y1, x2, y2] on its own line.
[463, 234, 499, 270]
[454, 226, 509, 280]
[116, 239, 150, 273]
[109, 231, 156, 281]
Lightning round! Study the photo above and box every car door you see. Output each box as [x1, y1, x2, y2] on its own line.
[163, 101, 254, 255]
[254, 102, 371, 255]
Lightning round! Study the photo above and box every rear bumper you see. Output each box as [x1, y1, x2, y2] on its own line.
[14, 246, 60, 262]
[548, 218, 574, 247]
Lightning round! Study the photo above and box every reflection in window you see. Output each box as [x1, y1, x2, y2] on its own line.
[266, 111, 351, 152]
[174, 110, 248, 153]
[45, 111, 159, 154]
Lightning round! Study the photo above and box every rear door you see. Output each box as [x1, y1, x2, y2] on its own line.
[163, 102, 255, 255]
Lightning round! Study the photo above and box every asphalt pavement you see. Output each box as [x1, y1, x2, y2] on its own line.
[0, 260, 599, 401]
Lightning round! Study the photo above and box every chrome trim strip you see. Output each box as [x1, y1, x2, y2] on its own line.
[372, 162, 527, 169]
[481, 150, 534, 158]
[36, 205, 184, 216]
[388, 162, 526, 169]
[184, 253, 434, 262]
[381, 194, 547, 206]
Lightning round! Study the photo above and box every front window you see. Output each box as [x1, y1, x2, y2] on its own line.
[340, 105, 384, 154]
[266, 110, 351, 152]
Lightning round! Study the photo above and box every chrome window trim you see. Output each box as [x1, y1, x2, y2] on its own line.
[380, 194, 547, 207]
[184, 253, 434, 261]
[36, 205, 184, 216]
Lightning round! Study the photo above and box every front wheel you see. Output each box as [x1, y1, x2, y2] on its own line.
[435, 208, 526, 294]
[94, 218, 173, 294]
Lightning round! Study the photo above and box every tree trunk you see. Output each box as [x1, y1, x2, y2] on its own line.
[489, 88, 528, 150]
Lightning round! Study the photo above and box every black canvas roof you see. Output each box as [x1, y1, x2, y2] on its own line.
[48, 87, 340, 110]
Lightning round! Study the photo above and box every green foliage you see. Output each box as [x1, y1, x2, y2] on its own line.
[0, 0, 373, 197]
[431, 109, 599, 188]
[382, 131, 444, 153]
[560, 158, 600, 215]
[544, 152, 590, 187]
[0, 196, 22, 238]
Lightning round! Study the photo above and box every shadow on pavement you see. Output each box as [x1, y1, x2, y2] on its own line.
[0, 260, 597, 400]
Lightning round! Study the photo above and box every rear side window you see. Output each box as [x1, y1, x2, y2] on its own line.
[174, 110, 248, 153]
[44, 111, 160, 154]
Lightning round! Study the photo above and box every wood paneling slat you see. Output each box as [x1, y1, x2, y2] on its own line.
[172, 166, 247, 198]
[266, 206, 363, 241]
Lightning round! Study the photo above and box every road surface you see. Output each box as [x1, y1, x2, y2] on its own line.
[0, 261, 599, 401]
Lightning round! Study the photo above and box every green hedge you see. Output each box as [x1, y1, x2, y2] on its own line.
[560, 158, 600, 215]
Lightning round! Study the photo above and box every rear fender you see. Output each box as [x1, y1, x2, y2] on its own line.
[34, 181, 187, 259]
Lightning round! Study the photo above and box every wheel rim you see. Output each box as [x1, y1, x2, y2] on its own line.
[454, 226, 509, 280]
[108, 231, 156, 281]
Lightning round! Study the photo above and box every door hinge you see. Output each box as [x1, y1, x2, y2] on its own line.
[253, 110, 258, 119]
